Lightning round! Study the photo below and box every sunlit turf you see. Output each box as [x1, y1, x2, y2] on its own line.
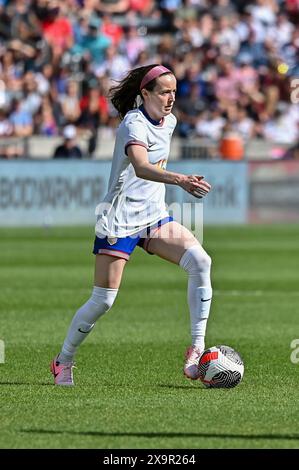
[1, 224, 299, 449]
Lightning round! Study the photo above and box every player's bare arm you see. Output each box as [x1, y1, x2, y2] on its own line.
[127, 144, 212, 198]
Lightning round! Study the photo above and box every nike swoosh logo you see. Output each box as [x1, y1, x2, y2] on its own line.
[78, 328, 89, 334]
[148, 143, 154, 148]
[201, 298, 212, 302]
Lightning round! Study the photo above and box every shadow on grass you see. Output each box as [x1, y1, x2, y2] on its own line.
[0, 381, 52, 386]
[0, 381, 199, 389]
[20, 429, 299, 441]
[157, 384, 202, 390]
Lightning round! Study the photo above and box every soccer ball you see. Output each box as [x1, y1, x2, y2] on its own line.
[198, 345, 244, 388]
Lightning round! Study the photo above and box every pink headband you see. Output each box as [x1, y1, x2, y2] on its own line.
[140, 65, 172, 91]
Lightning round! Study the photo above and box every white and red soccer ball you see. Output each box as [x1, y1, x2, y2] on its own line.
[198, 345, 244, 388]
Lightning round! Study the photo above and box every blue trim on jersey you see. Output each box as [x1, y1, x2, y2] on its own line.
[139, 105, 162, 126]
[93, 216, 173, 257]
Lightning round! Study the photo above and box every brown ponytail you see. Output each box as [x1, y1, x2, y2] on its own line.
[109, 64, 170, 120]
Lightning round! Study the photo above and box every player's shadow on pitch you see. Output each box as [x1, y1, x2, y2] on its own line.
[0, 381, 205, 389]
[0, 381, 53, 386]
[21, 429, 299, 441]
[158, 384, 204, 390]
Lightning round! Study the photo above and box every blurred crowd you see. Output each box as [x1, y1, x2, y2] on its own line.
[0, 0, 298, 158]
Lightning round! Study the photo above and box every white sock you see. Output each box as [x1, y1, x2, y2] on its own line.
[179, 245, 212, 352]
[58, 286, 118, 363]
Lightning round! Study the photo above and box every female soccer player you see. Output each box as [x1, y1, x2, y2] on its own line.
[50, 65, 212, 385]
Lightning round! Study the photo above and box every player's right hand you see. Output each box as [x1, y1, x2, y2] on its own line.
[179, 175, 211, 198]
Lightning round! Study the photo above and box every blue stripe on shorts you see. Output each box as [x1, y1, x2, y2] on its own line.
[93, 216, 173, 259]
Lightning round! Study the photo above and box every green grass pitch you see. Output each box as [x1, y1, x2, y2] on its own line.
[0, 224, 299, 449]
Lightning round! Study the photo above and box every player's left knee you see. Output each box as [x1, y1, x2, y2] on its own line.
[180, 244, 212, 274]
[200, 251, 212, 273]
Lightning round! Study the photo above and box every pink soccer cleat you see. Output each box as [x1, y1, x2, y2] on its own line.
[184, 346, 202, 380]
[50, 355, 75, 386]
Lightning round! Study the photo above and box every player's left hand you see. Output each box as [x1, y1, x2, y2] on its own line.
[189, 176, 211, 198]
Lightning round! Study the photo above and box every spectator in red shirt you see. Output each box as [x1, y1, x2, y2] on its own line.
[41, 2, 73, 52]
[101, 13, 123, 46]
[79, 85, 109, 156]
[129, 0, 156, 17]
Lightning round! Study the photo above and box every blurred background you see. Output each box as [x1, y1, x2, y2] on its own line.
[0, 0, 298, 225]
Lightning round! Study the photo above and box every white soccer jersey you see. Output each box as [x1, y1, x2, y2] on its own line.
[95, 108, 177, 238]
